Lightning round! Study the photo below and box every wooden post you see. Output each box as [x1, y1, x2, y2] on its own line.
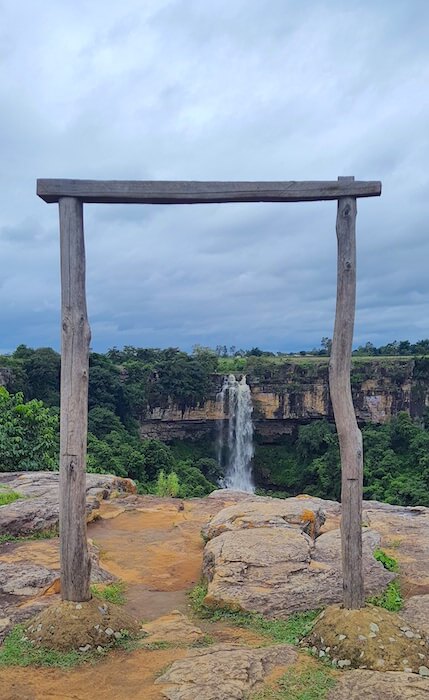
[59, 197, 92, 602]
[329, 176, 364, 609]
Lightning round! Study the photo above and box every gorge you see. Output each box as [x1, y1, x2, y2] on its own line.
[139, 357, 429, 444]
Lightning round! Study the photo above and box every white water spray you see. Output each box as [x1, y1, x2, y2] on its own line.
[216, 374, 254, 492]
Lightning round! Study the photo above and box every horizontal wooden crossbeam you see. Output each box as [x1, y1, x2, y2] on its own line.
[37, 178, 382, 204]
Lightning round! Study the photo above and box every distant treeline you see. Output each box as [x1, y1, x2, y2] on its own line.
[212, 338, 429, 358]
[1, 340, 429, 416]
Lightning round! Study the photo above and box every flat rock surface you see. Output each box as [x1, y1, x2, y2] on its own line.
[141, 610, 203, 644]
[0, 471, 136, 537]
[402, 595, 429, 638]
[155, 643, 297, 700]
[201, 492, 429, 617]
[328, 670, 429, 699]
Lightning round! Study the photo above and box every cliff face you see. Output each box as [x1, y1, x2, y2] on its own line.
[139, 359, 429, 443]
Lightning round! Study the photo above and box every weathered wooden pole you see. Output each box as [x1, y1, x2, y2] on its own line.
[329, 176, 364, 609]
[59, 196, 92, 602]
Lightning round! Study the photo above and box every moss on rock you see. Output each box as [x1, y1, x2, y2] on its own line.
[302, 605, 429, 674]
[24, 598, 140, 652]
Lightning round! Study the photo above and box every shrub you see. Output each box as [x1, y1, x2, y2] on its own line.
[156, 470, 180, 497]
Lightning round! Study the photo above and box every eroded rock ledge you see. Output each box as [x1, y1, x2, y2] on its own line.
[0, 471, 136, 537]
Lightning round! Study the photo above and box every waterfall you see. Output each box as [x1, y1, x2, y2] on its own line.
[216, 374, 254, 492]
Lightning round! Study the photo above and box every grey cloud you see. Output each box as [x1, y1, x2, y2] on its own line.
[0, 0, 428, 353]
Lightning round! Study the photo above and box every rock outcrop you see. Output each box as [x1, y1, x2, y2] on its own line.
[0, 540, 115, 642]
[202, 495, 394, 617]
[0, 471, 136, 537]
[402, 595, 429, 639]
[0, 472, 135, 642]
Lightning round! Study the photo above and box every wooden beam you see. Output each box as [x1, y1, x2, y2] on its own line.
[328, 176, 364, 609]
[37, 178, 382, 204]
[59, 196, 92, 602]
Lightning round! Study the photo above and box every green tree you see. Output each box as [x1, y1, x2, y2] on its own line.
[88, 407, 125, 439]
[0, 387, 58, 471]
[140, 439, 175, 481]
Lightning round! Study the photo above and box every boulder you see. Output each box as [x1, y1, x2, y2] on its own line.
[202, 496, 328, 541]
[203, 526, 393, 617]
[155, 643, 297, 700]
[0, 562, 55, 597]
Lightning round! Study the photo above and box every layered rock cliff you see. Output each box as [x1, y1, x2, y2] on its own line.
[139, 359, 429, 443]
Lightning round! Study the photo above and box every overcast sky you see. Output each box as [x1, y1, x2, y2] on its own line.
[1, 0, 428, 353]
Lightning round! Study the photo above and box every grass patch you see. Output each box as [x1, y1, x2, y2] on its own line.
[373, 548, 399, 572]
[0, 624, 139, 668]
[0, 489, 22, 506]
[252, 666, 337, 700]
[367, 580, 404, 612]
[369, 548, 403, 611]
[0, 625, 86, 668]
[90, 580, 126, 605]
[140, 634, 214, 651]
[189, 580, 320, 644]
[0, 528, 59, 546]
[140, 640, 175, 651]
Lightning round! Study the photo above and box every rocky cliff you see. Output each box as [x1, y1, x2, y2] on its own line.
[139, 358, 429, 443]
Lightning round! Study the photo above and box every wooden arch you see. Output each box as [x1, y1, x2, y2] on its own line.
[37, 176, 382, 608]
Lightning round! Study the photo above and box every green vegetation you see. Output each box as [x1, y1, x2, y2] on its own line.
[0, 487, 21, 506]
[0, 624, 135, 668]
[0, 529, 58, 545]
[0, 385, 217, 498]
[373, 548, 399, 572]
[90, 581, 126, 605]
[155, 470, 180, 497]
[0, 387, 58, 472]
[252, 666, 337, 700]
[189, 580, 320, 645]
[0, 625, 87, 668]
[253, 413, 429, 507]
[367, 549, 403, 611]
[367, 580, 403, 612]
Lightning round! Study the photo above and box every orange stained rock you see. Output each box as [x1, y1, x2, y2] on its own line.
[0, 540, 60, 569]
[300, 509, 316, 537]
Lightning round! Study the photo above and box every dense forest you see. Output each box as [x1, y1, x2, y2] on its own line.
[1, 342, 429, 505]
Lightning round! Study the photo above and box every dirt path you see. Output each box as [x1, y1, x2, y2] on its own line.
[0, 494, 260, 700]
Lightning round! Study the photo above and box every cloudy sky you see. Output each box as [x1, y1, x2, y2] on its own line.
[1, 0, 428, 353]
